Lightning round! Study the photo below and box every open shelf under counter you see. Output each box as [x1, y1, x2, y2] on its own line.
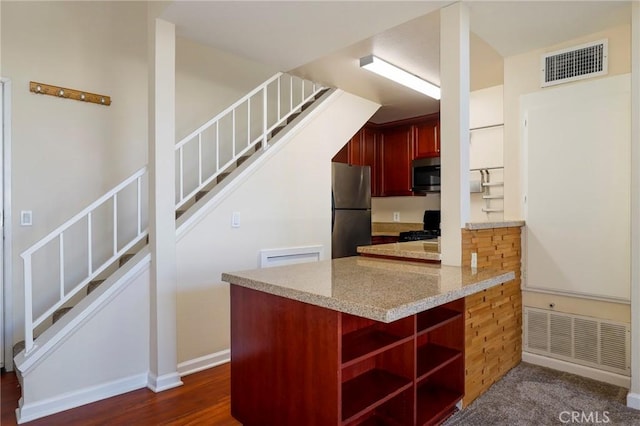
[342, 328, 414, 367]
[417, 306, 463, 336]
[342, 369, 413, 424]
[416, 344, 463, 382]
[416, 385, 463, 426]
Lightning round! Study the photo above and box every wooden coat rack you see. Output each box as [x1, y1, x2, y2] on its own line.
[30, 81, 111, 106]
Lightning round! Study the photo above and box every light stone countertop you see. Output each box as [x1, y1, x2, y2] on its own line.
[357, 240, 441, 262]
[222, 257, 515, 323]
[465, 220, 525, 230]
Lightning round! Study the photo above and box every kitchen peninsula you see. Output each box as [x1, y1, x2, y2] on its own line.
[222, 255, 515, 425]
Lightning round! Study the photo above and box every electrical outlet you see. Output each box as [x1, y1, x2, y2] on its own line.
[393, 212, 400, 222]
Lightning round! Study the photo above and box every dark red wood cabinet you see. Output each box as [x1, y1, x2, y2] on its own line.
[413, 119, 440, 159]
[332, 113, 440, 198]
[332, 127, 381, 196]
[371, 235, 399, 245]
[380, 126, 414, 196]
[231, 285, 464, 426]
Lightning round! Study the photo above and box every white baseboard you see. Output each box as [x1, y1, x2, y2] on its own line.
[627, 392, 640, 410]
[522, 352, 631, 388]
[16, 373, 147, 424]
[177, 349, 230, 377]
[147, 371, 183, 392]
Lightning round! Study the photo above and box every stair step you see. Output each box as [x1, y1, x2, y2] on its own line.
[13, 340, 25, 358]
[119, 253, 135, 267]
[53, 307, 72, 324]
[300, 101, 313, 111]
[195, 190, 208, 202]
[270, 126, 286, 137]
[176, 210, 186, 220]
[87, 279, 105, 294]
[315, 88, 329, 99]
[217, 172, 231, 184]
[287, 112, 301, 124]
[236, 155, 250, 167]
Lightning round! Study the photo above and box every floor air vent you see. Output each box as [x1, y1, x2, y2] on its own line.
[524, 307, 629, 376]
[541, 39, 608, 87]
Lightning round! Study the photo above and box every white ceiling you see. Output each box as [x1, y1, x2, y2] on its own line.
[162, 1, 632, 123]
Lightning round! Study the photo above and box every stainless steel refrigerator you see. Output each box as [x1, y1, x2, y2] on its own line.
[331, 163, 372, 258]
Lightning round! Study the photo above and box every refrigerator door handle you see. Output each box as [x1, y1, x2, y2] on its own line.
[331, 190, 336, 232]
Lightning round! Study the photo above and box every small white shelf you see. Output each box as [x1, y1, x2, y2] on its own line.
[482, 195, 504, 200]
[482, 208, 504, 213]
[482, 182, 504, 187]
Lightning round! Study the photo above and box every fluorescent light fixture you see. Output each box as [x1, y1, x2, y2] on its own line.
[360, 54, 441, 100]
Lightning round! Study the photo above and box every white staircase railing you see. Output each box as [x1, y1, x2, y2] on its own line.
[21, 167, 148, 354]
[175, 72, 325, 209]
[19, 72, 326, 356]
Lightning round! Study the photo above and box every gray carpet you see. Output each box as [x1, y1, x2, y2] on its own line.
[444, 363, 640, 425]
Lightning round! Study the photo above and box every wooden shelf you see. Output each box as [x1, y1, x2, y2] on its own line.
[342, 328, 412, 366]
[416, 385, 463, 426]
[416, 344, 462, 382]
[417, 307, 462, 335]
[342, 369, 412, 423]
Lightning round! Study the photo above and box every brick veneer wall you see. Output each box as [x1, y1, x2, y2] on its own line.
[462, 226, 523, 406]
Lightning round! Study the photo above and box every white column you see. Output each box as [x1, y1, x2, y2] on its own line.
[627, 0, 640, 410]
[147, 17, 182, 392]
[439, 3, 470, 266]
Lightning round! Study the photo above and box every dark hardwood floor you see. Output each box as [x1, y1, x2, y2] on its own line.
[1, 363, 241, 425]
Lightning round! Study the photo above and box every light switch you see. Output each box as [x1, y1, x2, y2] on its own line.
[231, 211, 240, 228]
[21, 210, 33, 226]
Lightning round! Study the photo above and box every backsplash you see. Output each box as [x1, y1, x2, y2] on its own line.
[371, 195, 440, 223]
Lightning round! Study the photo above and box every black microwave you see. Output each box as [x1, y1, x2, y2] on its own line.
[412, 157, 440, 193]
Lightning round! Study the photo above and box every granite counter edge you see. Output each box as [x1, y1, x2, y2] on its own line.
[222, 270, 516, 323]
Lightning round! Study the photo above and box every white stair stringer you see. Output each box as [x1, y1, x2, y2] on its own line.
[14, 249, 152, 424]
[12, 87, 381, 423]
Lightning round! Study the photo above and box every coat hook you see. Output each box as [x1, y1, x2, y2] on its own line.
[58, 89, 65, 97]
[36, 85, 42, 93]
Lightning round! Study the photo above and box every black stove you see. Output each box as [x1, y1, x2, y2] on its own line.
[397, 210, 441, 242]
[398, 229, 440, 242]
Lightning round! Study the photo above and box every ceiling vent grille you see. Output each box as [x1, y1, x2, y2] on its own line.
[541, 39, 608, 87]
[524, 307, 629, 376]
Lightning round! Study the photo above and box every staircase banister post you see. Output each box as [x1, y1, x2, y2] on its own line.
[22, 253, 34, 353]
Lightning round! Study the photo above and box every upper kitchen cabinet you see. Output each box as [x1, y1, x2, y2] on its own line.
[332, 127, 381, 195]
[380, 125, 413, 196]
[413, 116, 440, 158]
[332, 113, 439, 197]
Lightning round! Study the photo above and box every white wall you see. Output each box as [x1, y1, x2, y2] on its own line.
[18, 266, 150, 423]
[469, 85, 504, 223]
[175, 90, 379, 365]
[371, 195, 440, 223]
[503, 25, 631, 320]
[503, 23, 631, 220]
[175, 37, 277, 141]
[2, 1, 148, 343]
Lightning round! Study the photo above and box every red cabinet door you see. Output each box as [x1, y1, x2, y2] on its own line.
[380, 126, 413, 196]
[361, 127, 381, 196]
[413, 118, 440, 158]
